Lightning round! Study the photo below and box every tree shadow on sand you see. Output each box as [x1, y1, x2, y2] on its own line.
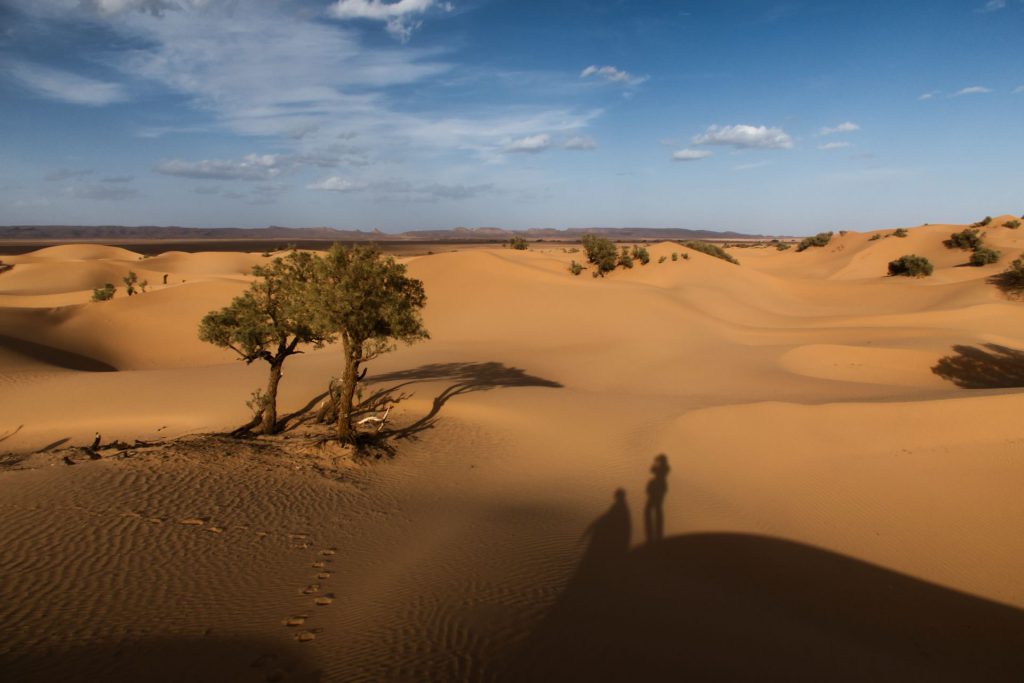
[507, 492, 1024, 681]
[931, 343, 1024, 388]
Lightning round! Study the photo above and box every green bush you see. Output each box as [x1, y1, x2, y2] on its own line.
[671, 252, 678, 261]
[632, 245, 650, 265]
[838, 230, 848, 236]
[617, 246, 634, 269]
[682, 241, 739, 264]
[92, 283, 116, 301]
[945, 228, 983, 251]
[776, 242, 791, 251]
[569, 260, 583, 276]
[581, 234, 618, 276]
[893, 228, 908, 238]
[658, 255, 667, 264]
[969, 247, 1000, 266]
[508, 235, 528, 250]
[971, 216, 993, 228]
[888, 254, 933, 277]
[1003, 219, 1021, 230]
[868, 234, 881, 241]
[795, 232, 833, 252]
[682, 253, 689, 260]
[997, 255, 1024, 290]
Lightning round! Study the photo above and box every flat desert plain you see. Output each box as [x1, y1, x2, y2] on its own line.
[1, 219, 1024, 681]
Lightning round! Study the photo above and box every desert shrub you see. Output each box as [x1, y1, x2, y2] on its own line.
[682, 253, 689, 260]
[671, 252, 678, 261]
[893, 228, 908, 238]
[617, 246, 634, 269]
[92, 283, 116, 301]
[1003, 219, 1021, 230]
[795, 232, 833, 252]
[565, 247, 580, 253]
[632, 245, 650, 265]
[969, 247, 1000, 266]
[658, 255, 667, 264]
[868, 234, 881, 241]
[569, 260, 583, 276]
[971, 216, 993, 228]
[682, 241, 739, 264]
[888, 254, 933, 277]
[839, 230, 848, 236]
[776, 242, 791, 251]
[508, 235, 528, 250]
[581, 234, 618, 276]
[995, 255, 1024, 290]
[945, 228, 983, 251]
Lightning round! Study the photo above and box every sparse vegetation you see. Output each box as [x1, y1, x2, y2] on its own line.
[969, 247, 1000, 266]
[508, 235, 528, 250]
[795, 232, 833, 252]
[671, 252, 678, 261]
[893, 228, 908, 238]
[658, 255, 667, 264]
[617, 246, 634, 269]
[888, 254, 933, 277]
[682, 241, 739, 264]
[971, 216, 993, 228]
[682, 253, 689, 260]
[581, 234, 618, 277]
[776, 242, 791, 251]
[632, 245, 650, 265]
[91, 283, 116, 301]
[569, 260, 583, 276]
[945, 228, 983, 251]
[868, 234, 881, 241]
[839, 230, 848, 236]
[122, 271, 147, 295]
[1004, 219, 1021, 230]
[993, 254, 1024, 292]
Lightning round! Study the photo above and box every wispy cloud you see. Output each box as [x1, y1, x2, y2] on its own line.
[1012, 85, 1024, 94]
[818, 141, 851, 150]
[307, 177, 492, 201]
[978, 0, 1006, 12]
[580, 65, 648, 87]
[307, 177, 369, 192]
[563, 135, 597, 150]
[154, 154, 285, 180]
[45, 169, 94, 181]
[818, 121, 859, 136]
[8, 62, 127, 106]
[952, 85, 992, 96]
[504, 134, 551, 154]
[692, 124, 793, 150]
[918, 90, 941, 100]
[327, 0, 452, 43]
[672, 149, 712, 162]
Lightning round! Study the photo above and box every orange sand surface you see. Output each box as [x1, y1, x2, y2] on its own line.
[2, 219, 1023, 681]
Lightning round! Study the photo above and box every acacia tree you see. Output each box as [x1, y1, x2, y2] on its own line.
[312, 244, 428, 443]
[199, 251, 330, 435]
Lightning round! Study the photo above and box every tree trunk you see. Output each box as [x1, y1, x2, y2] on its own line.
[336, 343, 360, 443]
[261, 360, 283, 435]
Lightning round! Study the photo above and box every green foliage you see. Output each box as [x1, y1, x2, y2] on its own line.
[508, 235, 528, 250]
[631, 245, 650, 265]
[569, 260, 583, 276]
[868, 234, 881, 241]
[776, 242, 791, 251]
[888, 254, 933, 277]
[122, 270, 141, 296]
[671, 252, 678, 261]
[996, 255, 1024, 290]
[1003, 219, 1021, 230]
[658, 255, 667, 264]
[893, 228, 909, 238]
[682, 253, 689, 260]
[581, 234, 618, 276]
[682, 241, 739, 264]
[969, 246, 1000, 266]
[91, 283, 116, 302]
[617, 246, 634, 269]
[945, 228, 983, 251]
[795, 232, 833, 252]
[839, 230, 848, 236]
[971, 216, 993, 228]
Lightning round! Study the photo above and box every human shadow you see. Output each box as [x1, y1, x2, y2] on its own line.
[931, 343, 1024, 388]
[644, 454, 669, 544]
[510, 521, 1024, 681]
[0, 634, 322, 683]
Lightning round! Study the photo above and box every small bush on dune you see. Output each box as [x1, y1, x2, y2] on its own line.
[671, 252, 678, 261]
[795, 232, 833, 252]
[776, 242, 791, 251]
[508, 235, 528, 250]
[632, 245, 650, 265]
[945, 228, 983, 251]
[617, 246, 634, 269]
[868, 234, 881, 241]
[658, 255, 667, 264]
[995, 255, 1024, 291]
[893, 228, 908, 238]
[971, 216, 993, 228]
[581, 234, 618, 276]
[569, 260, 583, 276]
[683, 253, 689, 260]
[888, 254, 933, 277]
[92, 283, 116, 301]
[1003, 219, 1021, 230]
[682, 241, 739, 264]
[969, 247, 1000, 266]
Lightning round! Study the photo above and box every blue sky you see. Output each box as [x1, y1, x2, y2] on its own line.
[1, 0, 1022, 235]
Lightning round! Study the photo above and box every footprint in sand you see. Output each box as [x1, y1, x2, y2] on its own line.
[318, 548, 336, 557]
[301, 584, 320, 595]
[180, 517, 209, 526]
[147, 516, 167, 524]
[283, 615, 307, 627]
[311, 560, 327, 569]
[255, 531, 268, 538]
[316, 571, 331, 580]
[314, 594, 334, 606]
[207, 526, 224, 534]
[294, 628, 322, 643]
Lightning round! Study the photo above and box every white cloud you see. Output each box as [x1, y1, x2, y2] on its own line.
[504, 134, 551, 154]
[328, 0, 441, 42]
[918, 90, 940, 101]
[1014, 85, 1024, 94]
[818, 141, 851, 150]
[579, 65, 648, 87]
[672, 148, 712, 162]
[563, 135, 597, 150]
[8, 62, 127, 106]
[307, 177, 369, 192]
[818, 121, 859, 136]
[952, 86, 992, 96]
[154, 154, 284, 180]
[692, 124, 793, 150]
[979, 0, 1006, 12]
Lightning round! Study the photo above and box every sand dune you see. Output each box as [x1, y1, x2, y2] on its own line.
[1, 224, 1023, 680]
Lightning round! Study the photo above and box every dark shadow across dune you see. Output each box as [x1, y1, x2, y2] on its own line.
[509, 529, 1024, 681]
[0, 334, 116, 372]
[931, 343, 1024, 388]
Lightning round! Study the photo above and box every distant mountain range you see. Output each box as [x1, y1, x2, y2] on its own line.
[0, 225, 779, 242]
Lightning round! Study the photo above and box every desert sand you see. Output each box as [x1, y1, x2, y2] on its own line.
[1, 218, 1024, 681]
